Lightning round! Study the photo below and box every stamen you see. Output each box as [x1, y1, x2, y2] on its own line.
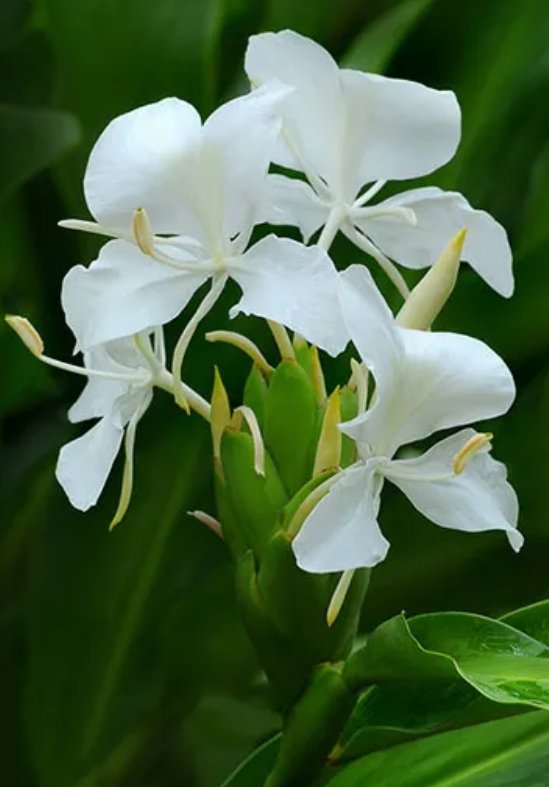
[109, 403, 147, 529]
[353, 179, 387, 209]
[205, 330, 273, 377]
[6, 315, 44, 356]
[326, 569, 355, 627]
[268, 321, 296, 361]
[231, 405, 265, 476]
[349, 358, 369, 415]
[171, 276, 228, 411]
[310, 346, 327, 404]
[348, 226, 410, 300]
[313, 388, 341, 475]
[58, 218, 128, 241]
[188, 510, 223, 539]
[132, 207, 155, 256]
[453, 432, 493, 475]
[6, 315, 146, 383]
[287, 473, 339, 538]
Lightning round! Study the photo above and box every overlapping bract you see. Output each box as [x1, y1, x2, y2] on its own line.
[11, 28, 522, 565]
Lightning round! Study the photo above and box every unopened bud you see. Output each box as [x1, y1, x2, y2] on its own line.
[132, 207, 155, 255]
[211, 367, 231, 462]
[313, 388, 341, 475]
[5, 315, 44, 356]
[310, 345, 327, 404]
[396, 228, 468, 330]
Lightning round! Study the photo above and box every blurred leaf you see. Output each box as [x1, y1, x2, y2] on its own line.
[342, 0, 436, 73]
[326, 710, 549, 786]
[219, 733, 280, 787]
[0, 103, 79, 199]
[344, 612, 549, 710]
[23, 413, 212, 787]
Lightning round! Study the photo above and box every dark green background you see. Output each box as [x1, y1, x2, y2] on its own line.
[1, 0, 548, 784]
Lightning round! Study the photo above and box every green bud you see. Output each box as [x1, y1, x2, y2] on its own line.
[339, 385, 358, 468]
[264, 360, 318, 496]
[265, 663, 356, 787]
[243, 363, 269, 429]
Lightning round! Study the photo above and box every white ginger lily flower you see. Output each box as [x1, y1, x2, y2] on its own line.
[61, 83, 347, 358]
[245, 30, 513, 298]
[292, 265, 523, 573]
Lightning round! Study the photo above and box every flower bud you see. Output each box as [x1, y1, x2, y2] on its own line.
[313, 388, 341, 475]
[396, 228, 468, 330]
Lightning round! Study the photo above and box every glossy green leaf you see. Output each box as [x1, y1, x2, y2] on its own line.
[344, 612, 549, 710]
[342, 0, 436, 73]
[220, 734, 281, 787]
[326, 711, 549, 786]
[0, 103, 80, 199]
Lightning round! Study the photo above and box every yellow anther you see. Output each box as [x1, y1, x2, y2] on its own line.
[132, 207, 155, 256]
[5, 315, 44, 356]
[313, 387, 341, 475]
[397, 228, 468, 330]
[326, 569, 355, 627]
[453, 432, 493, 475]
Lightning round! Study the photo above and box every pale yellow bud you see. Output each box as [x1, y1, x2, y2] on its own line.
[313, 388, 341, 475]
[211, 367, 231, 462]
[396, 228, 468, 330]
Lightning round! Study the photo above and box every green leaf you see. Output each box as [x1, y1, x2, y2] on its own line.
[0, 103, 80, 199]
[326, 710, 549, 786]
[502, 600, 549, 646]
[344, 612, 549, 710]
[341, 0, 436, 74]
[220, 734, 281, 787]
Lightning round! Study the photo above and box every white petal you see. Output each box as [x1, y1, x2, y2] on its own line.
[259, 174, 329, 241]
[384, 429, 523, 550]
[337, 264, 403, 395]
[202, 83, 291, 245]
[340, 71, 460, 196]
[355, 187, 513, 297]
[229, 235, 348, 357]
[85, 98, 202, 234]
[56, 417, 124, 511]
[62, 240, 208, 351]
[293, 463, 389, 573]
[355, 327, 514, 456]
[245, 31, 344, 188]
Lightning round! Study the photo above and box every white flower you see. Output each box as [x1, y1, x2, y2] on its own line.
[292, 265, 522, 573]
[245, 30, 513, 297]
[61, 83, 347, 357]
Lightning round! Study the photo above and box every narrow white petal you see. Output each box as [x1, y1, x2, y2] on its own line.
[293, 463, 389, 573]
[355, 187, 513, 297]
[55, 417, 124, 511]
[384, 429, 523, 550]
[340, 71, 460, 196]
[229, 235, 348, 357]
[245, 30, 344, 188]
[85, 98, 202, 234]
[259, 174, 329, 241]
[61, 240, 208, 351]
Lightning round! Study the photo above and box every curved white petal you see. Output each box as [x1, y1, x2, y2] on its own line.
[384, 429, 523, 551]
[337, 264, 403, 395]
[245, 30, 344, 188]
[62, 240, 208, 351]
[202, 83, 291, 245]
[229, 235, 348, 357]
[355, 187, 513, 297]
[56, 417, 124, 511]
[354, 327, 514, 456]
[85, 98, 202, 234]
[340, 71, 460, 196]
[259, 174, 329, 241]
[293, 463, 389, 573]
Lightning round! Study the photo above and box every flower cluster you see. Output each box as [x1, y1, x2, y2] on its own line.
[7, 30, 522, 574]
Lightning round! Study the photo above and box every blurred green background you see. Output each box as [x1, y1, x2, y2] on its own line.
[1, 0, 548, 784]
